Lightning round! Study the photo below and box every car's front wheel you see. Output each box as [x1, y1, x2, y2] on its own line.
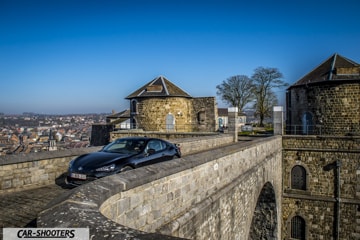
[120, 165, 134, 172]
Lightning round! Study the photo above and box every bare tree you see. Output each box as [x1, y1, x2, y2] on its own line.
[251, 67, 288, 126]
[216, 75, 254, 111]
[253, 89, 278, 125]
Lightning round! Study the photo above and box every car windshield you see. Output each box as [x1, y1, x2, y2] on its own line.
[102, 139, 145, 154]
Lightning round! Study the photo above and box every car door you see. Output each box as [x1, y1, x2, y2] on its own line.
[140, 140, 168, 166]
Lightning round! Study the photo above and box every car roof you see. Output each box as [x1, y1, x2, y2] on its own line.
[115, 136, 164, 142]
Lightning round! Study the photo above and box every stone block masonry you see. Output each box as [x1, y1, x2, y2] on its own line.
[282, 135, 360, 239]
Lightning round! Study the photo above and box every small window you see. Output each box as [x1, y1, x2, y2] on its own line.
[291, 165, 307, 190]
[131, 100, 138, 113]
[147, 140, 165, 152]
[197, 111, 206, 125]
[291, 216, 306, 240]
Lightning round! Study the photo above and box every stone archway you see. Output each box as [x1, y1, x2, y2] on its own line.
[248, 182, 277, 240]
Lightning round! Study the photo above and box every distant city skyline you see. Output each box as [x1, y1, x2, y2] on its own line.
[1, 0, 360, 114]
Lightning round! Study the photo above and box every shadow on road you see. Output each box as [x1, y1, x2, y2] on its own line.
[55, 173, 75, 189]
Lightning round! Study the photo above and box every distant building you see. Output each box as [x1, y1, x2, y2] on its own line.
[106, 109, 131, 129]
[217, 108, 246, 131]
[48, 129, 57, 151]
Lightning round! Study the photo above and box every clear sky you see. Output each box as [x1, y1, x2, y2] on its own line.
[1, 0, 359, 114]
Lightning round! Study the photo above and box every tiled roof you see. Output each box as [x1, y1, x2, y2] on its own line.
[106, 109, 130, 119]
[289, 53, 360, 88]
[125, 76, 192, 99]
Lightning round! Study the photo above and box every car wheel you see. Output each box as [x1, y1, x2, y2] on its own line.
[120, 166, 134, 172]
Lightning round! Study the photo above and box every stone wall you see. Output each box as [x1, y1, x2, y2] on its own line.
[0, 147, 101, 193]
[286, 82, 360, 135]
[90, 124, 114, 146]
[109, 131, 220, 142]
[133, 97, 217, 132]
[135, 97, 193, 132]
[191, 97, 218, 132]
[38, 136, 283, 240]
[282, 135, 360, 239]
[0, 134, 233, 193]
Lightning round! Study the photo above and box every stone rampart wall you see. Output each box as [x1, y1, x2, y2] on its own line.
[110, 131, 221, 143]
[282, 135, 360, 239]
[38, 136, 283, 240]
[0, 147, 100, 193]
[0, 134, 233, 193]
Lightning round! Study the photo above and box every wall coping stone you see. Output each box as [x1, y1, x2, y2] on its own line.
[284, 135, 360, 140]
[0, 147, 102, 166]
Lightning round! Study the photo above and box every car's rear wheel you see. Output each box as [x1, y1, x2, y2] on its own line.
[120, 165, 134, 172]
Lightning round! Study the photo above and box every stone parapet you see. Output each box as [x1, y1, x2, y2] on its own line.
[0, 134, 233, 193]
[0, 147, 101, 193]
[38, 136, 282, 240]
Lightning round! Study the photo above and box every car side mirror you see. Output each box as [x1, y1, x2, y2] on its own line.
[147, 148, 156, 155]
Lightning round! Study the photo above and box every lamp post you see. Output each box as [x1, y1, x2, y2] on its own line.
[334, 160, 341, 240]
[323, 160, 341, 240]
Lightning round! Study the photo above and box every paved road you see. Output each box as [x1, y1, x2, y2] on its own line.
[0, 184, 69, 229]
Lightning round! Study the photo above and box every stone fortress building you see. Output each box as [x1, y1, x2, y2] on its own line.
[86, 54, 360, 239]
[282, 53, 360, 239]
[125, 75, 217, 132]
[286, 53, 360, 135]
[91, 76, 218, 146]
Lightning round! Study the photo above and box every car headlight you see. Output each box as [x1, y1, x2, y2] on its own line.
[96, 164, 116, 172]
[69, 160, 74, 168]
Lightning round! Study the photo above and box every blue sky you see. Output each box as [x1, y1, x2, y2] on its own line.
[1, 0, 359, 114]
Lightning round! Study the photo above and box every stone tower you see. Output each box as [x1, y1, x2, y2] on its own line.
[286, 53, 360, 135]
[126, 76, 217, 132]
[282, 54, 360, 239]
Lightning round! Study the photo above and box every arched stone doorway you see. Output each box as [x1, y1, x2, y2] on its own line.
[248, 182, 277, 239]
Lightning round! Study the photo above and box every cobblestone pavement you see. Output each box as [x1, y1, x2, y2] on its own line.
[0, 184, 69, 232]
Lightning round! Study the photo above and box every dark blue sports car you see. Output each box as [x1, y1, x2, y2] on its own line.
[66, 137, 181, 186]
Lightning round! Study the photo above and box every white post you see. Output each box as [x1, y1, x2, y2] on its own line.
[273, 106, 284, 135]
[228, 107, 238, 142]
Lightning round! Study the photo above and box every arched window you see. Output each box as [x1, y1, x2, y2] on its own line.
[197, 111, 206, 125]
[131, 100, 138, 114]
[291, 165, 307, 190]
[291, 216, 306, 240]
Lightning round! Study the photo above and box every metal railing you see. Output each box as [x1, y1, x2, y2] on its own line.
[114, 123, 211, 132]
[285, 125, 323, 135]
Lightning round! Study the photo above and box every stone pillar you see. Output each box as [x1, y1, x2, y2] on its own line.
[228, 107, 238, 142]
[273, 106, 284, 135]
